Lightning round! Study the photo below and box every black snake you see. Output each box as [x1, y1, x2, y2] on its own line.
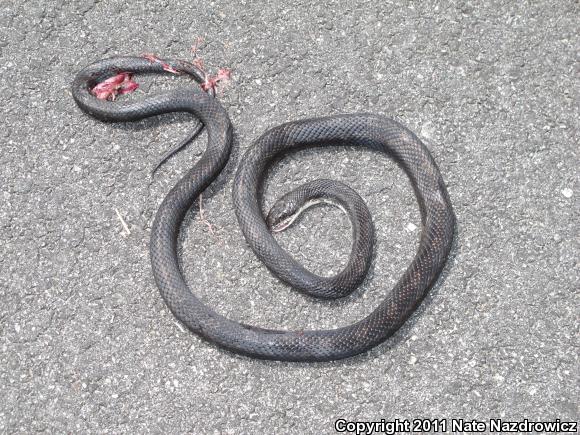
[72, 56, 456, 361]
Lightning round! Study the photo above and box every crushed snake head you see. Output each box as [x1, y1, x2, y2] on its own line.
[91, 72, 139, 100]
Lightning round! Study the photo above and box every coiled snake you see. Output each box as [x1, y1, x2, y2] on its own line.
[72, 56, 456, 361]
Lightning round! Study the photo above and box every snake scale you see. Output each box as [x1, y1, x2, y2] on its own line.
[72, 56, 456, 361]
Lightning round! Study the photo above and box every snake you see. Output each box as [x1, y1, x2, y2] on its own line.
[71, 56, 456, 362]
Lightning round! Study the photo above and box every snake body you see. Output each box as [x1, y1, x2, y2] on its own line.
[72, 56, 456, 361]
[266, 178, 374, 298]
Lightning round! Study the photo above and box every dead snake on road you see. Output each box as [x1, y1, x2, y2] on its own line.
[71, 56, 456, 361]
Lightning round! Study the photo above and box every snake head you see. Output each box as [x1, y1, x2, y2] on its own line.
[266, 196, 300, 233]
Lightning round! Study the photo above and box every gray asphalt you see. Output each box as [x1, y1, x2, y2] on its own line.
[1, 0, 578, 433]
